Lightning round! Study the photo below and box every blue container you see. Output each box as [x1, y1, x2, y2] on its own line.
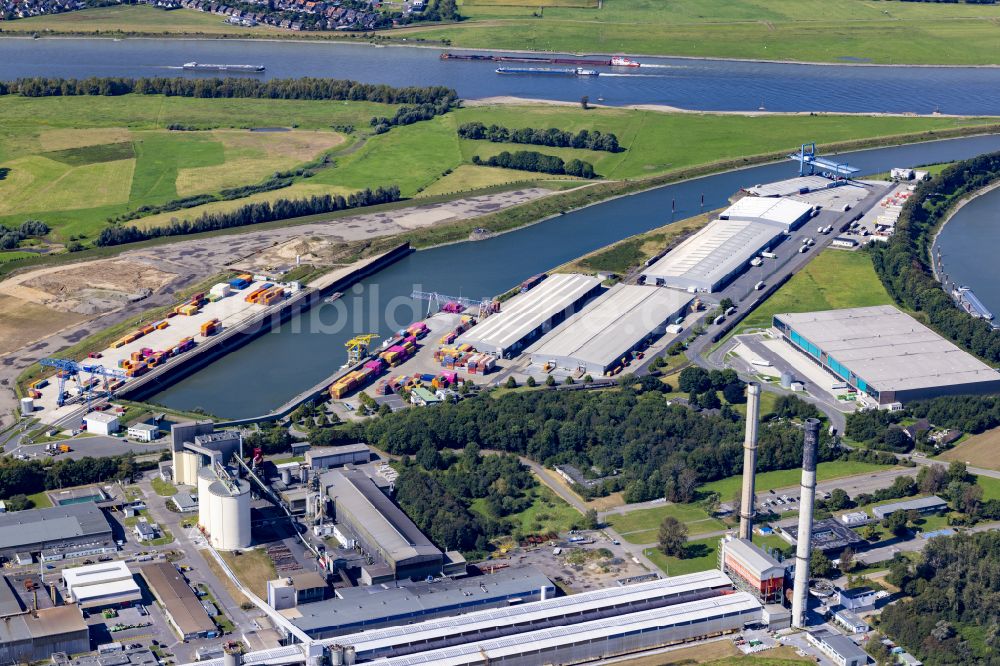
[420, 373, 435, 382]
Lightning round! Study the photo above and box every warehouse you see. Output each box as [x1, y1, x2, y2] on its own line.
[322, 468, 443, 583]
[0, 605, 89, 664]
[363, 592, 762, 666]
[641, 219, 785, 293]
[529, 285, 692, 375]
[139, 563, 217, 640]
[326, 569, 734, 660]
[305, 444, 370, 470]
[719, 537, 785, 604]
[871, 495, 947, 520]
[84, 412, 119, 436]
[286, 567, 555, 639]
[0, 503, 114, 563]
[807, 629, 869, 666]
[457, 273, 602, 356]
[721, 197, 813, 229]
[62, 560, 141, 610]
[773, 305, 1000, 406]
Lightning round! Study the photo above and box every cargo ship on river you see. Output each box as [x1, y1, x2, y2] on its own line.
[182, 62, 266, 73]
[442, 53, 640, 67]
[497, 67, 599, 77]
[954, 286, 997, 325]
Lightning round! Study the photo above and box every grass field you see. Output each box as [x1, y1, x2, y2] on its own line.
[644, 536, 720, 577]
[401, 0, 1000, 65]
[699, 460, 893, 501]
[221, 549, 276, 599]
[732, 249, 895, 335]
[606, 503, 725, 545]
[938, 426, 1000, 470]
[0, 251, 36, 264]
[151, 478, 178, 497]
[27, 491, 52, 509]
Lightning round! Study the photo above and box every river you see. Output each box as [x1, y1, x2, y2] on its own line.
[145, 135, 1000, 418]
[5, 38, 1000, 114]
[936, 186, 1000, 321]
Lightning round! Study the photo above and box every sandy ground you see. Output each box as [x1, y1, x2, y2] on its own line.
[939, 426, 1000, 469]
[0, 187, 556, 428]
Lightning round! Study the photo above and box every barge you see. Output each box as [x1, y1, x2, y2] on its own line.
[182, 62, 266, 73]
[497, 66, 599, 76]
[442, 53, 639, 67]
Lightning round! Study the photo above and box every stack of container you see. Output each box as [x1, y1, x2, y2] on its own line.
[173, 337, 195, 354]
[379, 344, 411, 367]
[200, 318, 221, 337]
[374, 380, 391, 396]
[405, 322, 429, 339]
[364, 359, 385, 374]
[245, 283, 272, 304]
[155, 321, 169, 331]
[465, 353, 496, 375]
[259, 286, 285, 306]
[210, 283, 232, 299]
[177, 303, 200, 316]
[442, 301, 465, 314]
[328, 366, 378, 399]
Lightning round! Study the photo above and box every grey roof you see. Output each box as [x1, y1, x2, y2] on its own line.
[529, 285, 691, 372]
[0, 503, 112, 553]
[833, 606, 869, 631]
[290, 567, 553, 634]
[810, 629, 868, 661]
[457, 274, 602, 354]
[306, 444, 369, 463]
[775, 306, 1000, 394]
[641, 218, 784, 292]
[782, 518, 863, 552]
[171, 492, 198, 511]
[872, 495, 947, 520]
[325, 469, 441, 568]
[0, 576, 24, 617]
[128, 423, 158, 432]
[722, 538, 784, 578]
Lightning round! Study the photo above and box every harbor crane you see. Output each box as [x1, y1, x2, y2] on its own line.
[788, 142, 860, 179]
[345, 334, 379, 365]
[410, 290, 498, 319]
[39, 358, 128, 409]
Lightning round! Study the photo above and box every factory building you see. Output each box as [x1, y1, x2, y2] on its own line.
[0, 577, 89, 663]
[305, 444, 370, 470]
[139, 563, 218, 640]
[529, 285, 692, 375]
[773, 306, 1000, 406]
[62, 560, 141, 610]
[84, 412, 119, 436]
[322, 468, 443, 583]
[266, 572, 328, 610]
[781, 518, 864, 555]
[0, 503, 114, 563]
[457, 273, 602, 356]
[721, 197, 813, 229]
[362, 592, 763, 666]
[196, 466, 251, 551]
[641, 218, 785, 293]
[807, 629, 869, 666]
[719, 537, 785, 604]
[285, 566, 555, 639]
[871, 495, 947, 521]
[171, 421, 242, 486]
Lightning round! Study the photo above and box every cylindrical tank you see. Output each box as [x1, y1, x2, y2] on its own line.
[208, 478, 251, 550]
[19, 397, 34, 416]
[281, 468, 292, 485]
[779, 371, 793, 389]
[328, 646, 344, 666]
[197, 467, 216, 531]
[344, 646, 356, 666]
[300, 466, 309, 484]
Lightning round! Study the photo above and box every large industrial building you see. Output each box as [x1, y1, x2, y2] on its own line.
[719, 537, 786, 605]
[322, 468, 443, 584]
[0, 503, 114, 563]
[529, 285, 692, 375]
[284, 566, 555, 639]
[456, 273, 602, 356]
[781, 518, 864, 555]
[773, 305, 1000, 406]
[62, 560, 142, 610]
[0, 577, 89, 664]
[171, 421, 242, 486]
[196, 465, 252, 551]
[140, 563, 218, 640]
[641, 196, 812, 293]
[871, 495, 948, 521]
[305, 444, 370, 470]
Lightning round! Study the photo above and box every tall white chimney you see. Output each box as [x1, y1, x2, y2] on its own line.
[738, 383, 761, 540]
[791, 418, 821, 628]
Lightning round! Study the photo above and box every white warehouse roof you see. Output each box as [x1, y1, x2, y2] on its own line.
[722, 196, 813, 228]
[775, 306, 1000, 395]
[529, 285, 691, 374]
[84, 412, 118, 425]
[642, 219, 784, 293]
[457, 273, 601, 355]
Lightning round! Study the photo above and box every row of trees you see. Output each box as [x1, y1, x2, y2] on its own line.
[846, 394, 1000, 452]
[95, 186, 401, 247]
[0, 219, 49, 249]
[370, 100, 455, 134]
[457, 122, 622, 153]
[0, 454, 140, 500]
[1, 77, 458, 107]
[472, 151, 597, 178]
[352, 386, 839, 505]
[869, 152, 1000, 364]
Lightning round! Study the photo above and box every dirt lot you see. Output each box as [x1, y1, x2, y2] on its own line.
[231, 235, 359, 274]
[0, 293, 89, 356]
[938, 427, 1000, 470]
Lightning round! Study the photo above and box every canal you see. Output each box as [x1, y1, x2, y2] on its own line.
[936, 185, 1000, 324]
[149, 134, 1000, 418]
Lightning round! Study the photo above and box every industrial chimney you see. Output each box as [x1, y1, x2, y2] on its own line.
[738, 383, 761, 540]
[791, 418, 821, 628]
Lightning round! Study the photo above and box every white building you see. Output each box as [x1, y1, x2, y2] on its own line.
[63, 560, 141, 609]
[84, 412, 119, 436]
[840, 511, 871, 527]
[127, 423, 159, 442]
[807, 629, 869, 666]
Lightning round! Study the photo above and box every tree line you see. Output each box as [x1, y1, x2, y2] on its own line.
[0, 219, 49, 249]
[0, 77, 458, 107]
[370, 100, 456, 134]
[0, 454, 143, 506]
[869, 152, 1000, 364]
[846, 394, 1000, 453]
[351, 386, 839, 505]
[472, 151, 596, 178]
[457, 122, 622, 153]
[95, 186, 401, 247]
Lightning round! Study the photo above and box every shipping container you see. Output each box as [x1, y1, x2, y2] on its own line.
[156, 321, 169, 330]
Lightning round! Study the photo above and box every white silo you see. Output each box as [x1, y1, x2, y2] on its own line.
[19, 397, 34, 416]
[208, 477, 251, 550]
[197, 467, 216, 532]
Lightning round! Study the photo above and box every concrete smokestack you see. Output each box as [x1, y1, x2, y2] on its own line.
[738, 383, 761, 540]
[791, 418, 821, 628]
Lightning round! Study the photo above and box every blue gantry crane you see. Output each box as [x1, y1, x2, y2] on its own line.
[39, 358, 128, 409]
[788, 142, 860, 179]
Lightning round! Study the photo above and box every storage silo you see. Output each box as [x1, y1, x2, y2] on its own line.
[19, 397, 34, 416]
[208, 477, 251, 550]
[197, 466, 216, 532]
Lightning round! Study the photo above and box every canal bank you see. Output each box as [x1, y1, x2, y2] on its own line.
[148, 134, 1000, 419]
